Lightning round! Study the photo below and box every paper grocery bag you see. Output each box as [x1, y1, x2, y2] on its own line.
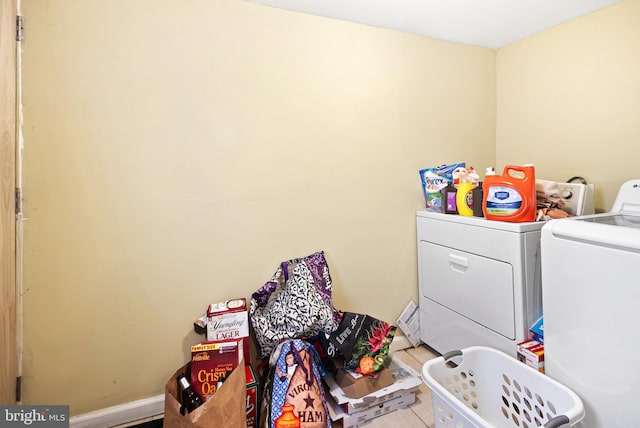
[164, 361, 246, 428]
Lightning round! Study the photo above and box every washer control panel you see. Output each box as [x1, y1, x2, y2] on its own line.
[557, 182, 595, 216]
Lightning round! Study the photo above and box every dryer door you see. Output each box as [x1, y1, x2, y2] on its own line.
[420, 241, 515, 339]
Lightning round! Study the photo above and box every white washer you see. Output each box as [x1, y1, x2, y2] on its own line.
[541, 179, 640, 428]
[417, 210, 544, 357]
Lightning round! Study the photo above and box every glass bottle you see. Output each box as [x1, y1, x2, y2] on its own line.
[177, 374, 204, 415]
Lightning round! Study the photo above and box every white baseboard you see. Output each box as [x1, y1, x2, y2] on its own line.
[69, 394, 164, 428]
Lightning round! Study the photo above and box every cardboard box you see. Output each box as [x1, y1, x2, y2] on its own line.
[325, 354, 422, 412]
[327, 391, 416, 428]
[530, 316, 544, 344]
[245, 364, 258, 428]
[207, 298, 250, 363]
[334, 367, 394, 399]
[517, 340, 544, 373]
[396, 300, 421, 348]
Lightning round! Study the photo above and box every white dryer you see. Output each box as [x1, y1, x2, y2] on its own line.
[541, 179, 640, 428]
[417, 211, 545, 357]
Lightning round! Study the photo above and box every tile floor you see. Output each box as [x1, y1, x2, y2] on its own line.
[335, 344, 440, 428]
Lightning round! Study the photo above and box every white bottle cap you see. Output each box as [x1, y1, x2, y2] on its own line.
[178, 375, 190, 390]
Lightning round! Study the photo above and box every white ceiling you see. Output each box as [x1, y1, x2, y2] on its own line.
[247, 0, 623, 49]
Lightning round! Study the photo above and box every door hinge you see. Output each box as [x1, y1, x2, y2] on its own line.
[16, 376, 22, 402]
[15, 188, 22, 214]
[16, 16, 24, 42]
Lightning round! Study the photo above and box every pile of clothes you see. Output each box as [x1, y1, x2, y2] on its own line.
[535, 179, 571, 221]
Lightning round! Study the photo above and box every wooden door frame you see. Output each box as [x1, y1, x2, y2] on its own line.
[1, 0, 19, 404]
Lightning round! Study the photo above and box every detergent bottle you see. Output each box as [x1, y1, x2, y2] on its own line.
[441, 183, 458, 214]
[456, 167, 481, 216]
[456, 180, 475, 216]
[471, 167, 495, 217]
[482, 164, 536, 222]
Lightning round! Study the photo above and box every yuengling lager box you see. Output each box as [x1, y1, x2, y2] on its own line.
[206, 298, 250, 363]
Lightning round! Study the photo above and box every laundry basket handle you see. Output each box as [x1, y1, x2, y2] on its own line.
[442, 350, 463, 362]
[543, 415, 570, 428]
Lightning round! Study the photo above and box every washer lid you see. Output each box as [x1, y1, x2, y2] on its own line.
[576, 213, 640, 228]
[544, 213, 640, 251]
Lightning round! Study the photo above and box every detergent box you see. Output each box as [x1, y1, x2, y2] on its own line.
[530, 316, 544, 344]
[517, 340, 544, 373]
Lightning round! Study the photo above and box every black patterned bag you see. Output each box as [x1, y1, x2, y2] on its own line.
[250, 251, 338, 359]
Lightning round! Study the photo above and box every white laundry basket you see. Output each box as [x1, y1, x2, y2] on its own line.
[422, 346, 584, 428]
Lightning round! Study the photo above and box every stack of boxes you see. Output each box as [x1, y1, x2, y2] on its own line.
[200, 298, 258, 428]
[324, 355, 421, 428]
[517, 316, 544, 373]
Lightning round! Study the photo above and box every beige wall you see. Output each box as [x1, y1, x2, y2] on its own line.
[20, 0, 496, 414]
[497, 0, 640, 211]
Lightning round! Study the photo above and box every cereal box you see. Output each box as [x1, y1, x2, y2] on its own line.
[190, 339, 243, 399]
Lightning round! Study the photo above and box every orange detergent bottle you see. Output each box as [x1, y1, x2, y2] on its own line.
[482, 164, 536, 222]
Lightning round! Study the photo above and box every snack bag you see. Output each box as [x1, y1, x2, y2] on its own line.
[419, 162, 465, 212]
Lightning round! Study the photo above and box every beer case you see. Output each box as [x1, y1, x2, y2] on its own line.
[206, 298, 251, 363]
